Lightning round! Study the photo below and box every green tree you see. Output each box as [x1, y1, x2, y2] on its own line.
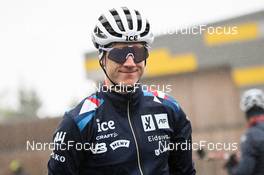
[0, 87, 42, 121]
[17, 87, 42, 118]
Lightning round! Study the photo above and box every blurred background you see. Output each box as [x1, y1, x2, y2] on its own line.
[0, 0, 264, 174]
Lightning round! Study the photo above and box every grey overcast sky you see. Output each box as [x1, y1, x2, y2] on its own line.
[0, 0, 264, 117]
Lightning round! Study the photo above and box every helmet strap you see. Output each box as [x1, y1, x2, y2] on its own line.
[99, 55, 118, 86]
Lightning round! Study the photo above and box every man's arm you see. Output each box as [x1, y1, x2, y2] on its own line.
[226, 133, 256, 175]
[48, 112, 83, 175]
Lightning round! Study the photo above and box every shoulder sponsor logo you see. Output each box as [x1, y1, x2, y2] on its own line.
[51, 152, 66, 162]
[141, 115, 156, 132]
[154, 113, 170, 129]
[90, 142, 107, 154]
[110, 140, 130, 151]
[96, 119, 115, 132]
[54, 132, 66, 143]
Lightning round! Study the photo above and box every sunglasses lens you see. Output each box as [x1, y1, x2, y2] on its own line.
[133, 47, 149, 63]
[107, 46, 149, 64]
[108, 48, 127, 63]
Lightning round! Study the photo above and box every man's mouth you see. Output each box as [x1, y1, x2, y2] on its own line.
[119, 70, 137, 73]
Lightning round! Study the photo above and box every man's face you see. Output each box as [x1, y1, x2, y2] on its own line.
[103, 43, 146, 86]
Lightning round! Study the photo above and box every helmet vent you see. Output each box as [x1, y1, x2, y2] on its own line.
[94, 27, 107, 38]
[109, 9, 118, 16]
[135, 11, 142, 31]
[102, 21, 122, 38]
[122, 7, 133, 30]
[140, 22, 150, 37]
[100, 15, 122, 38]
[110, 9, 125, 32]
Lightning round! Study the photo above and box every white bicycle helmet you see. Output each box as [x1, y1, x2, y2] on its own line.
[91, 7, 154, 49]
[240, 88, 264, 112]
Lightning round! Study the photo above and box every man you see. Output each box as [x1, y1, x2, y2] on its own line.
[225, 88, 264, 175]
[48, 7, 196, 175]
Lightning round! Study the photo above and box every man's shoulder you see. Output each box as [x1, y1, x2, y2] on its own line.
[63, 93, 104, 132]
[245, 123, 264, 141]
[66, 93, 104, 116]
[141, 88, 181, 113]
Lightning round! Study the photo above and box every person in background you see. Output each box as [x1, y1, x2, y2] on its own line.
[225, 88, 264, 175]
[9, 160, 29, 175]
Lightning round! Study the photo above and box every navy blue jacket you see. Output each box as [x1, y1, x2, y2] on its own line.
[226, 121, 264, 175]
[48, 86, 196, 175]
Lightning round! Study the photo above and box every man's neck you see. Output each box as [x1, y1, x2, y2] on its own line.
[104, 79, 139, 94]
[248, 114, 264, 127]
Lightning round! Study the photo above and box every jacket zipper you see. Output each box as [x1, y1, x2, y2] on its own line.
[127, 101, 144, 175]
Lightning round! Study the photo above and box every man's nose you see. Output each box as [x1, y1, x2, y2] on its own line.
[123, 54, 136, 67]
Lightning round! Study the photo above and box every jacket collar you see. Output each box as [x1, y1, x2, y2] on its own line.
[248, 114, 264, 128]
[101, 83, 143, 111]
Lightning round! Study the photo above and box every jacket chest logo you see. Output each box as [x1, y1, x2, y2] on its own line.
[141, 113, 170, 132]
[96, 119, 116, 132]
